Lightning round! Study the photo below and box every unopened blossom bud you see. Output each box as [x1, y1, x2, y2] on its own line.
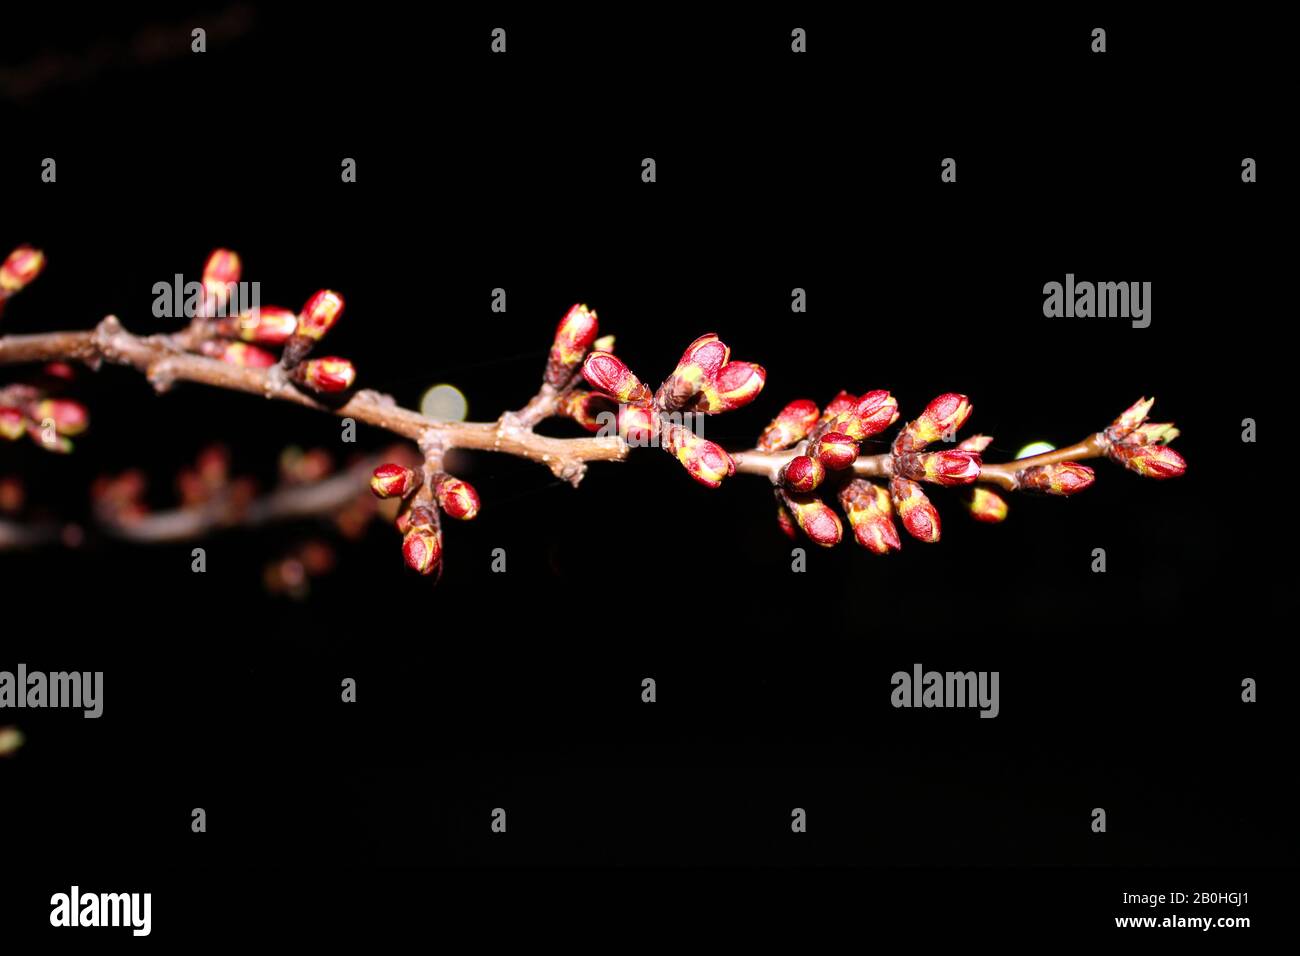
[758, 398, 820, 451]
[808, 431, 858, 470]
[655, 333, 730, 409]
[0, 407, 26, 441]
[1, 245, 45, 293]
[592, 334, 616, 353]
[781, 491, 843, 547]
[830, 389, 899, 440]
[890, 477, 940, 543]
[963, 487, 1008, 523]
[0, 726, 24, 758]
[895, 448, 982, 486]
[776, 504, 797, 540]
[693, 361, 765, 414]
[402, 526, 443, 575]
[220, 306, 298, 345]
[201, 339, 277, 368]
[618, 402, 659, 446]
[28, 423, 73, 454]
[1128, 422, 1180, 446]
[838, 479, 901, 555]
[958, 434, 994, 453]
[34, 399, 89, 437]
[371, 463, 419, 499]
[293, 357, 356, 393]
[0, 477, 21, 513]
[201, 249, 241, 299]
[434, 474, 480, 520]
[545, 303, 600, 386]
[661, 421, 734, 489]
[297, 289, 345, 341]
[557, 390, 616, 433]
[42, 362, 76, 381]
[196, 445, 229, 487]
[894, 393, 972, 452]
[1108, 396, 1154, 439]
[819, 391, 858, 423]
[1107, 442, 1187, 479]
[1017, 461, 1095, 495]
[583, 351, 652, 405]
[782, 454, 825, 493]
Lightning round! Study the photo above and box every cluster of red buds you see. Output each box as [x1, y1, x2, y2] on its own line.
[263, 539, 338, 600]
[192, 249, 355, 394]
[0, 245, 45, 320]
[370, 461, 481, 579]
[0, 369, 89, 455]
[580, 331, 766, 488]
[761, 389, 1186, 552]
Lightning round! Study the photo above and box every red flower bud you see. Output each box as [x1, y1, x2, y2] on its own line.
[0, 407, 26, 441]
[894, 393, 972, 452]
[694, 361, 765, 414]
[655, 333, 730, 409]
[839, 479, 901, 555]
[833, 389, 899, 440]
[776, 504, 797, 540]
[557, 390, 617, 433]
[43, 362, 76, 381]
[890, 477, 940, 543]
[219, 306, 298, 345]
[400, 502, 438, 535]
[808, 431, 858, 470]
[201, 248, 241, 308]
[201, 340, 277, 368]
[582, 351, 652, 405]
[618, 402, 659, 446]
[434, 474, 480, 520]
[758, 398, 820, 451]
[895, 448, 982, 486]
[782, 454, 825, 493]
[402, 526, 443, 575]
[546, 304, 600, 386]
[661, 421, 734, 489]
[1017, 462, 1095, 495]
[294, 357, 356, 393]
[1107, 442, 1187, 479]
[963, 487, 1008, 523]
[1, 245, 45, 293]
[781, 491, 843, 547]
[819, 391, 858, 423]
[34, 398, 89, 437]
[371, 463, 419, 499]
[958, 434, 994, 453]
[298, 289, 345, 341]
[1108, 396, 1154, 440]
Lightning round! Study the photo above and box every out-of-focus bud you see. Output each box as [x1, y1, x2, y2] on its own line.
[963, 486, 1008, 523]
[655, 333, 730, 409]
[557, 390, 617, 433]
[201, 249, 241, 303]
[890, 477, 940, 543]
[893, 393, 972, 452]
[592, 334, 616, 353]
[0, 407, 26, 441]
[297, 290, 345, 341]
[279, 446, 333, 483]
[776, 504, 797, 540]
[808, 431, 858, 470]
[219, 306, 298, 345]
[661, 421, 734, 489]
[1017, 461, 1095, 495]
[958, 434, 994, 454]
[28, 422, 73, 454]
[434, 474, 480, 520]
[0, 476, 22, 513]
[1107, 442, 1187, 479]
[838, 479, 901, 555]
[293, 357, 357, 393]
[545, 303, 600, 386]
[33, 398, 89, 436]
[758, 398, 820, 451]
[196, 445, 229, 487]
[618, 402, 659, 446]
[583, 351, 652, 405]
[894, 448, 982, 486]
[201, 340, 277, 368]
[781, 491, 843, 547]
[1108, 396, 1154, 440]
[42, 362, 76, 381]
[830, 389, 899, 440]
[0, 726, 24, 758]
[371, 463, 419, 499]
[694, 361, 766, 414]
[782, 454, 825, 493]
[402, 525, 443, 575]
[0, 245, 45, 293]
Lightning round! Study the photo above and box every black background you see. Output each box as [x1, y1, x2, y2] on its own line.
[0, 2, 1290, 940]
